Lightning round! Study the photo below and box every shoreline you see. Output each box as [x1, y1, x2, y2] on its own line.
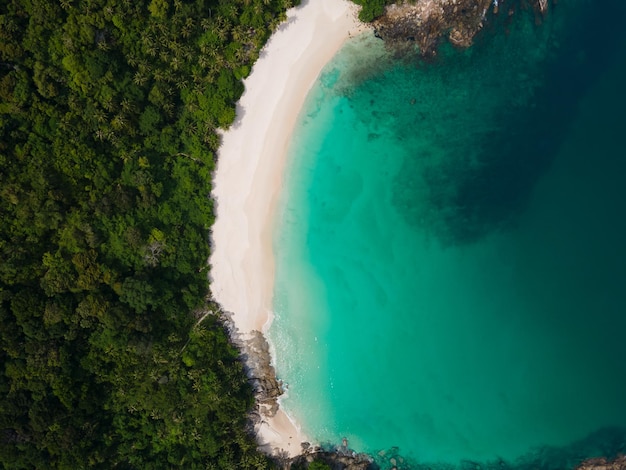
[209, 0, 367, 457]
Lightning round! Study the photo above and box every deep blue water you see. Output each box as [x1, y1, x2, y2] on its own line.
[271, 1, 626, 467]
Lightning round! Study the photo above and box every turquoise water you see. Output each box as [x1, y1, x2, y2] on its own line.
[271, 1, 626, 467]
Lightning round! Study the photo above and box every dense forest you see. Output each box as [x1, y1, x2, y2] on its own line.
[0, 0, 301, 467]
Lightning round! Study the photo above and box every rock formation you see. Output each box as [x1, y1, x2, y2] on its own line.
[215, 307, 284, 428]
[576, 455, 626, 470]
[286, 447, 376, 470]
[372, 0, 555, 56]
[244, 330, 284, 418]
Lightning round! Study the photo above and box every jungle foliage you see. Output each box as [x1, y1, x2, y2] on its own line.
[0, 0, 299, 467]
[351, 0, 392, 22]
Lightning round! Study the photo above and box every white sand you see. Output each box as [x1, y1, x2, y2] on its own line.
[210, 0, 367, 458]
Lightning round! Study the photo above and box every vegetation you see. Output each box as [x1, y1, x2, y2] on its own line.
[308, 461, 333, 470]
[0, 0, 299, 467]
[351, 0, 392, 22]
[290, 459, 334, 470]
[309, 461, 330, 470]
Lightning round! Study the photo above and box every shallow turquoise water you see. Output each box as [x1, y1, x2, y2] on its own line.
[271, 2, 626, 466]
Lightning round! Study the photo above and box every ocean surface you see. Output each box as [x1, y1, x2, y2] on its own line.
[270, 1, 626, 467]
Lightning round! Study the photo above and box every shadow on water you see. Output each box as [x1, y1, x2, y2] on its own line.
[369, 426, 626, 470]
[393, 0, 626, 246]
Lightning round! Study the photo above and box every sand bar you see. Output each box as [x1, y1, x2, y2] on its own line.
[210, 0, 367, 457]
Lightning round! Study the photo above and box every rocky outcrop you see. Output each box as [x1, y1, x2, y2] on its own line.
[243, 330, 284, 418]
[576, 455, 626, 470]
[372, 0, 555, 56]
[215, 307, 283, 426]
[286, 446, 376, 470]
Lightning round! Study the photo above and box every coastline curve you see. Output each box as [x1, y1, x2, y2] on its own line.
[209, 0, 368, 457]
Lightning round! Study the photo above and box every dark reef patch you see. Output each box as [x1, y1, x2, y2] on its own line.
[377, 0, 626, 247]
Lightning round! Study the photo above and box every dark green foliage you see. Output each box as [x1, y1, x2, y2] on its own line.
[0, 0, 292, 467]
[308, 461, 333, 470]
[351, 0, 390, 22]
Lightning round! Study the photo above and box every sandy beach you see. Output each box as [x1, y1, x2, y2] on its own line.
[210, 0, 367, 458]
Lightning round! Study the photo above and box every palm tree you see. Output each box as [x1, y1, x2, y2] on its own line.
[198, 55, 210, 69]
[232, 25, 247, 43]
[102, 96, 114, 112]
[182, 17, 194, 37]
[120, 98, 134, 113]
[93, 109, 107, 124]
[162, 102, 174, 117]
[127, 54, 138, 67]
[169, 40, 183, 57]
[141, 33, 155, 49]
[153, 69, 165, 82]
[186, 122, 198, 136]
[111, 114, 126, 130]
[234, 47, 245, 64]
[133, 71, 147, 86]
[215, 23, 228, 42]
